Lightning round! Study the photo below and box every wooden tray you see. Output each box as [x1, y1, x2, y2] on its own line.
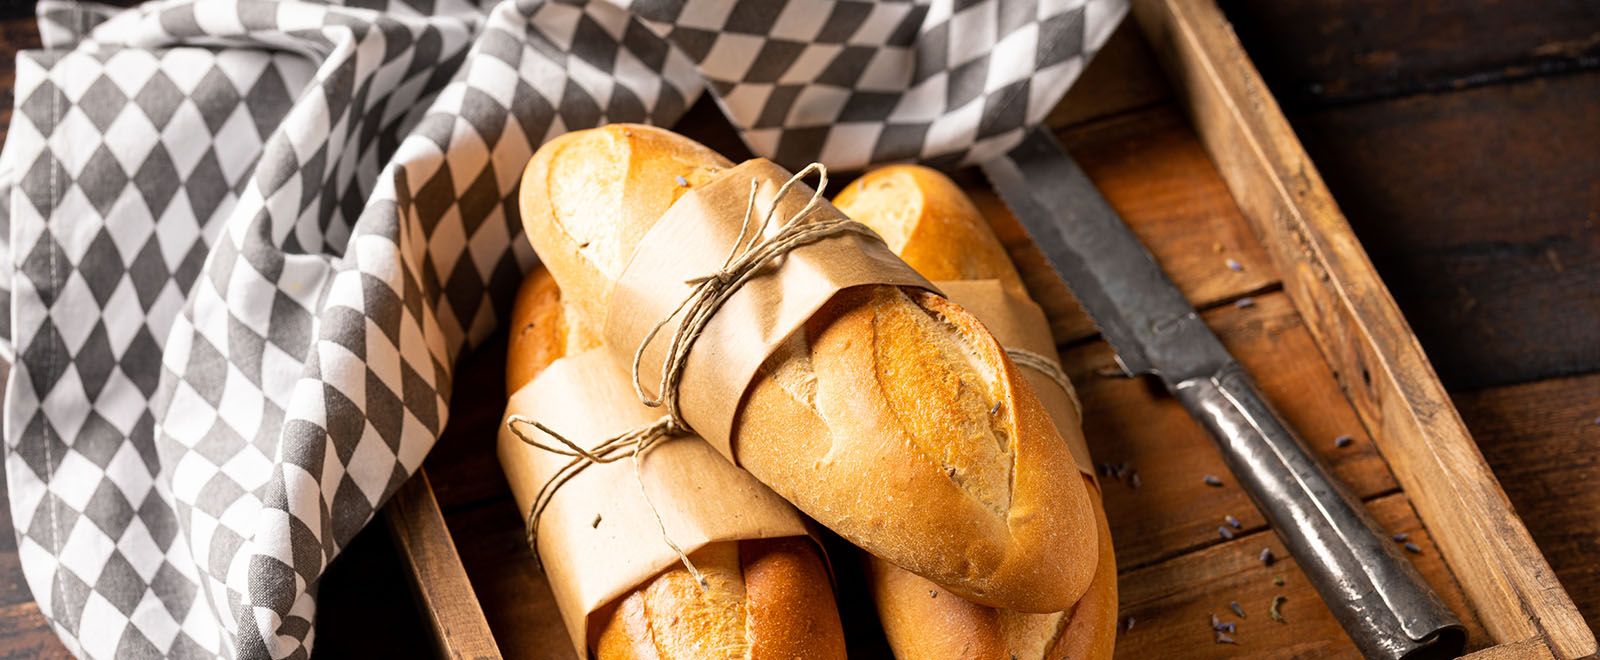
[382, 1, 1596, 658]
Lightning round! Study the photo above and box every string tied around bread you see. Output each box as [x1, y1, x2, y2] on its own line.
[506, 162, 882, 590]
[1004, 347, 1084, 420]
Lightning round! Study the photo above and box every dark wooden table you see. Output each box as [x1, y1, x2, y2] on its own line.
[0, 2, 1595, 658]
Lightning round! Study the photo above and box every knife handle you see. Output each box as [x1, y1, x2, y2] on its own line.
[1173, 362, 1464, 660]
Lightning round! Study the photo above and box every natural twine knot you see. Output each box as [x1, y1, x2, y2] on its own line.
[507, 162, 881, 590]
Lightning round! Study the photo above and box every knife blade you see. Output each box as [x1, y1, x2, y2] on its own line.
[981, 127, 1464, 660]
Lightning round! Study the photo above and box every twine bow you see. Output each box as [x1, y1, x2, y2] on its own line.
[507, 163, 881, 589]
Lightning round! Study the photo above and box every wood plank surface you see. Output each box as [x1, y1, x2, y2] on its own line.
[1218, 0, 1600, 106]
[1115, 493, 1485, 658]
[1132, 0, 1595, 654]
[1286, 73, 1600, 391]
[1454, 373, 1600, 636]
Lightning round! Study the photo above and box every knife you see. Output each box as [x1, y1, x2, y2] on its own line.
[981, 127, 1464, 660]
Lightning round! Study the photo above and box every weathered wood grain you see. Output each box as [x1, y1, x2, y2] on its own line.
[0, 16, 41, 147]
[0, 602, 70, 660]
[1289, 73, 1600, 390]
[1455, 373, 1600, 636]
[1115, 493, 1487, 659]
[1218, 0, 1600, 106]
[384, 470, 503, 660]
[1131, 0, 1595, 654]
[444, 498, 574, 660]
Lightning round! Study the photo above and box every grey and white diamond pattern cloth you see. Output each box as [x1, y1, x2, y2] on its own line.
[0, 0, 1125, 657]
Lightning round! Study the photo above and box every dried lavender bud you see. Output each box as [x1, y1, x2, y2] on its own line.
[1220, 621, 1236, 633]
[1404, 542, 1422, 554]
[1099, 463, 1113, 477]
[1259, 547, 1274, 565]
[1210, 613, 1221, 629]
[1225, 515, 1241, 529]
[675, 175, 689, 187]
[1334, 434, 1353, 448]
[1124, 616, 1135, 632]
[930, 590, 938, 598]
[1226, 258, 1243, 272]
[1115, 463, 1129, 479]
[1234, 297, 1255, 309]
[1203, 474, 1224, 487]
[1392, 533, 1409, 542]
[1219, 526, 1235, 540]
[1231, 601, 1246, 619]
[1128, 470, 1142, 489]
[1269, 595, 1287, 623]
[1215, 632, 1238, 645]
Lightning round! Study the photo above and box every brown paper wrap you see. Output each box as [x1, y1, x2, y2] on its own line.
[497, 348, 812, 655]
[936, 279, 1097, 480]
[602, 159, 934, 458]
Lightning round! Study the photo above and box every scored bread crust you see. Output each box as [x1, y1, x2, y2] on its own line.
[506, 268, 846, 660]
[835, 164, 1119, 659]
[518, 124, 1097, 613]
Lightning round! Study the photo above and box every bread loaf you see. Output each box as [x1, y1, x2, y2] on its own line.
[834, 165, 1118, 659]
[506, 268, 847, 660]
[518, 125, 1097, 612]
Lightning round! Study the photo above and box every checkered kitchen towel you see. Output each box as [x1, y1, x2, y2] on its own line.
[0, 0, 1125, 657]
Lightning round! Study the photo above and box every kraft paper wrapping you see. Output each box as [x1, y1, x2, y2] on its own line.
[497, 348, 812, 655]
[603, 159, 934, 458]
[936, 279, 1097, 481]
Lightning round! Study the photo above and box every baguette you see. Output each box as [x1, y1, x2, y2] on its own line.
[507, 268, 847, 660]
[834, 165, 1118, 659]
[518, 125, 1097, 612]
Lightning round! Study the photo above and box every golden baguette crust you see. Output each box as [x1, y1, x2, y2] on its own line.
[518, 124, 1097, 612]
[832, 165, 1027, 296]
[835, 164, 1118, 659]
[866, 479, 1117, 660]
[507, 267, 846, 660]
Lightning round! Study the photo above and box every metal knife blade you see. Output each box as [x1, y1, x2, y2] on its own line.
[980, 127, 1464, 660]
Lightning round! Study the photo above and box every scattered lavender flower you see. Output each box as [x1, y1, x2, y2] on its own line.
[1215, 632, 1238, 645]
[675, 175, 689, 187]
[1203, 474, 1224, 487]
[1225, 515, 1241, 529]
[1210, 613, 1221, 629]
[1334, 434, 1353, 448]
[1234, 297, 1255, 309]
[1099, 463, 1114, 477]
[1124, 616, 1135, 632]
[1219, 526, 1235, 540]
[1225, 258, 1243, 272]
[1128, 470, 1142, 489]
[1392, 533, 1409, 542]
[1260, 547, 1274, 565]
[1404, 542, 1422, 554]
[1231, 601, 1246, 619]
